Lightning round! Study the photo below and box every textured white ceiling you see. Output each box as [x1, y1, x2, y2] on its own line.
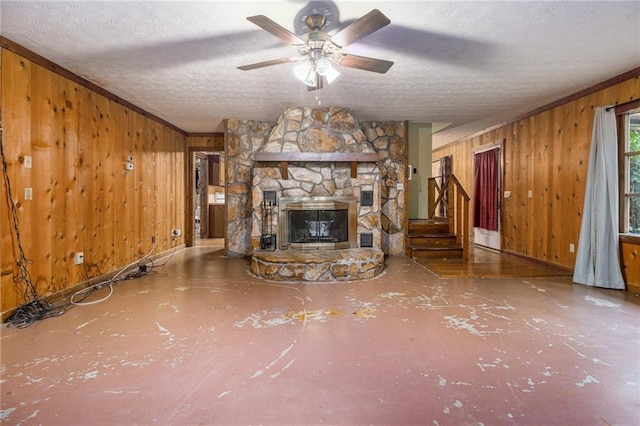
[2, 1, 639, 149]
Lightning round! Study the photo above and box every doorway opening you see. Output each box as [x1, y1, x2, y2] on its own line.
[191, 150, 225, 247]
[473, 142, 503, 251]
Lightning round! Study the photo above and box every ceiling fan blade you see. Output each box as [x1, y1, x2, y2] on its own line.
[247, 15, 306, 47]
[353, 25, 498, 69]
[329, 9, 390, 48]
[336, 54, 394, 73]
[238, 57, 302, 71]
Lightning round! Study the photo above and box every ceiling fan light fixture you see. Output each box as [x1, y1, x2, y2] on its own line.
[323, 63, 340, 84]
[315, 57, 332, 75]
[303, 70, 317, 87]
[293, 60, 317, 87]
[293, 61, 308, 80]
[294, 57, 339, 87]
[316, 57, 340, 84]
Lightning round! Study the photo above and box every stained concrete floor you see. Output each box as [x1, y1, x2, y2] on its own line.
[1, 244, 639, 425]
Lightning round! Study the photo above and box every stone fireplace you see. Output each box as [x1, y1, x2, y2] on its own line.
[224, 106, 407, 277]
[248, 106, 388, 281]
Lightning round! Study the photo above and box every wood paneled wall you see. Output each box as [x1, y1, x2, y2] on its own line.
[433, 75, 640, 271]
[186, 134, 224, 151]
[1, 49, 186, 315]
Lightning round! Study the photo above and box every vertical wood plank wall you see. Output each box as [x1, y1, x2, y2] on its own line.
[433, 77, 640, 272]
[1, 50, 186, 315]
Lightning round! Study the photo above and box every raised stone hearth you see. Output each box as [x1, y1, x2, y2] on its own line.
[251, 248, 384, 282]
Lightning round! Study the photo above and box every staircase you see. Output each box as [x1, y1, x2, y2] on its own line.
[407, 173, 470, 260]
[407, 218, 463, 259]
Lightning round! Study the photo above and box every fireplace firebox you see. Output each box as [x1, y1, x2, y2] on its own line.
[279, 196, 358, 250]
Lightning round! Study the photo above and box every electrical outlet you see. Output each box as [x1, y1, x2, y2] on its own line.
[24, 155, 32, 168]
[504, 191, 511, 198]
[569, 243, 575, 253]
[528, 190, 533, 198]
[74, 252, 84, 265]
[397, 183, 404, 190]
[24, 187, 33, 200]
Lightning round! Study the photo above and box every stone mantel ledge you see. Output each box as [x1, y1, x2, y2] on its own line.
[253, 152, 381, 179]
[253, 152, 381, 162]
[251, 248, 385, 282]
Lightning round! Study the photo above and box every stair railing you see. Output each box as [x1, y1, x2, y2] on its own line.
[427, 174, 471, 259]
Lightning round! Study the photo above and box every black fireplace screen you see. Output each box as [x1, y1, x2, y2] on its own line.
[288, 209, 348, 244]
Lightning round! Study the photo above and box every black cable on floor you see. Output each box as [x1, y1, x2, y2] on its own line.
[1, 126, 69, 328]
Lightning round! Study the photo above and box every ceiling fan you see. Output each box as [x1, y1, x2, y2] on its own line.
[237, 9, 394, 90]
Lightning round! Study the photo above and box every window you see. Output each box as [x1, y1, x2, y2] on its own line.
[621, 106, 640, 234]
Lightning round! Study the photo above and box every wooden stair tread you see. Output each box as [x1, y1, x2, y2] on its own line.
[408, 233, 456, 238]
[409, 245, 462, 251]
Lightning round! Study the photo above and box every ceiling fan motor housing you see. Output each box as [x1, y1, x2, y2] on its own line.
[305, 14, 326, 32]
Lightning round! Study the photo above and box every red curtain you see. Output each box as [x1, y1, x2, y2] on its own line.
[473, 149, 499, 231]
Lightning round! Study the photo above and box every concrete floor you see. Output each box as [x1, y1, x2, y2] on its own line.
[1, 244, 639, 425]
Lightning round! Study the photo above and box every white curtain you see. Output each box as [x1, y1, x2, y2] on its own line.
[573, 107, 625, 289]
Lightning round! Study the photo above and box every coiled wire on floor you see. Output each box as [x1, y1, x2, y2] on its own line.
[70, 247, 158, 306]
[1, 127, 67, 328]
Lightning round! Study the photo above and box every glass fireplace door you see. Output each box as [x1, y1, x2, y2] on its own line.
[288, 209, 348, 244]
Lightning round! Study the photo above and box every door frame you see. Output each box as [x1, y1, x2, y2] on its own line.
[186, 147, 225, 247]
[472, 139, 504, 251]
